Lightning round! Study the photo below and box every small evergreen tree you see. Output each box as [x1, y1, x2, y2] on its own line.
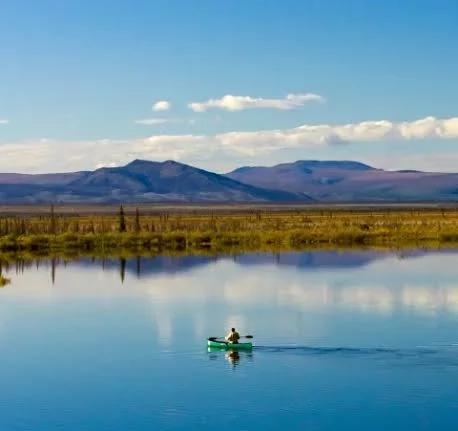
[50, 204, 56, 234]
[134, 208, 141, 233]
[119, 205, 126, 232]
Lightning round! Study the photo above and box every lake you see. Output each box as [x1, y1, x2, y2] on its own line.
[1, 248, 458, 430]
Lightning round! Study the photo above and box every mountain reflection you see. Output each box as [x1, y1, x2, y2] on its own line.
[3, 248, 458, 283]
[3, 249, 458, 320]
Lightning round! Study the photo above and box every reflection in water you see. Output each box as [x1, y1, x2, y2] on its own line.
[3, 249, 458, 430]
[2, 247, 458, 278]
[207, 347, 254, 370]
[208, 343, 458, 371]
[120, 257, 126, 283]
[4, 247, 458, 354]
[5, 248, 458, 284]
[4, 250, 458, 319]
[226, 350, 240, 369]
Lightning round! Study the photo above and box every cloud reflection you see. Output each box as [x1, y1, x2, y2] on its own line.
[2, 253, 458, 319]
[2, 251, 458, 350]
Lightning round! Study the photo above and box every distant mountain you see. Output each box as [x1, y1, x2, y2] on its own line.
[1, 158, 458, 203]
[0, 159, 312, 203]
[225, 160, 458, 202]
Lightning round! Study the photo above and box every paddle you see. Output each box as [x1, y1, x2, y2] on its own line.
[208, 335, 253, 342]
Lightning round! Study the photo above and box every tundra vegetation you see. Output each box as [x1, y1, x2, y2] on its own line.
[0, 204, 457, 253]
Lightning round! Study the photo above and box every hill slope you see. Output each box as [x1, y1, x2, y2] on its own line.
[225, 160, 458, 202]
[0, 160, 312, 203]
[1, 159, 458, 203]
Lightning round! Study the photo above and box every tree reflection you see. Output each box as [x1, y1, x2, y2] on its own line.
[120, 257, 126, 283]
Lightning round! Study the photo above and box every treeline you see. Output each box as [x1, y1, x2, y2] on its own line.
[0, 205, 458, 252]
[0, 205, 312, 235]
[0, 206, 180, 235]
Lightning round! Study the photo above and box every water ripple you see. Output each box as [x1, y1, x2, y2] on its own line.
[252, 344, 458, 367]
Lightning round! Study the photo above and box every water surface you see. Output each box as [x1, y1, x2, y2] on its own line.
[1, 249, 458, 430]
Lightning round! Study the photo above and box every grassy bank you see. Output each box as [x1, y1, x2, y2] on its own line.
[1, 206, 458, 252]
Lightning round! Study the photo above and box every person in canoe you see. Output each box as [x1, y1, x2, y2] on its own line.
[225, 327, 240, 344]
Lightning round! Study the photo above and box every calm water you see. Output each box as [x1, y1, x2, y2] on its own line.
[1, 249, 458, 430]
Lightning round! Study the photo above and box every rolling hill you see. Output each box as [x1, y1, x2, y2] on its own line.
[0, 158, 457, 203]
[225, 160, 458, 202]
[0, 159, 312, 203]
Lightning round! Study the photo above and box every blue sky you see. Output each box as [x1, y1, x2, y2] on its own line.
[1, 0, 458, 173]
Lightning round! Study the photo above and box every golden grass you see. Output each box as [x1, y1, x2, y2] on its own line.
[1, 207, 458, 252]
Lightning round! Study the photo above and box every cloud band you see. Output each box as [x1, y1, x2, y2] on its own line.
[189, 93, 325, 112]
[1, 115, 457, 173]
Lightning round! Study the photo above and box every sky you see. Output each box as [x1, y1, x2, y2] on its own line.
[1, 0, 458, 174]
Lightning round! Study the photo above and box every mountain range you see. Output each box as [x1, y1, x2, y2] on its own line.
[0, 159, 457, 203]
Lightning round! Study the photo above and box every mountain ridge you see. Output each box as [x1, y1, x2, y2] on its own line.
[0, 159, 313, 203]
[0, 159, 457, 203]
[224, 160, 458, 202]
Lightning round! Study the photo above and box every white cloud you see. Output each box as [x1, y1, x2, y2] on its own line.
[152, 100, 171, 111]
[189, 93, 325, 112]
[134, 118, 196, 126]
[134, 118, 170, 125]
[0, 119, 9, 124]
[364, 152, 458, 173]
[1, 115, 458, 173]
[94, 162, 118, 169]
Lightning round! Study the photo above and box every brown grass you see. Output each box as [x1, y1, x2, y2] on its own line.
[0, 206, 458, 252]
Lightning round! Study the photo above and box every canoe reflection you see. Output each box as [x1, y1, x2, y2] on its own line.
[207, 347, 253, 369]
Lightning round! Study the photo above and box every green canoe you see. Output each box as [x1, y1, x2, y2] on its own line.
[207, 337, 253, 350]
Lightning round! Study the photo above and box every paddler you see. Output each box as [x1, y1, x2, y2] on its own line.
[225, 327, 240, 344]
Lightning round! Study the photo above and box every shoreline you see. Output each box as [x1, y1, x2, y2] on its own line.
[0, 241, 457, 261]
[1, 232, 458, 253]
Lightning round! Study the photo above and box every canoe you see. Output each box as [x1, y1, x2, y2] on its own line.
[207, 337, 253, 350]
